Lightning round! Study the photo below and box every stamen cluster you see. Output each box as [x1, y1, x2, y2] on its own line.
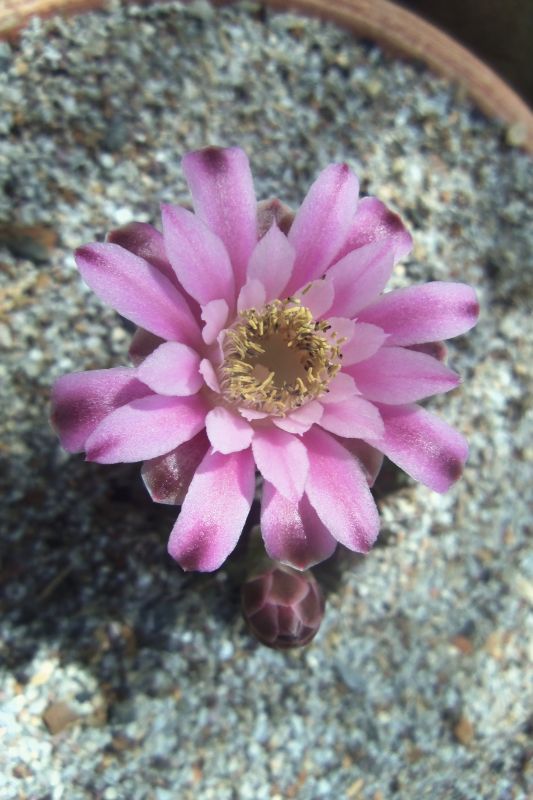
[220, 298, 343, 415]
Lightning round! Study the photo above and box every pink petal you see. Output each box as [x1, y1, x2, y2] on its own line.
[303, 426, 380, 553]
[237, 278, 266, 312]
[85, 394, 208, 464]
[136, 342, 202, 396]
[373, 403, 469, 493]
[273, 400, 323, 435]
[257, 198, 294, 239]
[252, 427, 309, 502]
[182, 147, 257, 290]
[161, 204, 235, 306]
[75, 243, 200, 346]
[199, 358, 220, 392]
[341, 438, 384, 487]
[286, 163, 359, 293]
[346, 346, 460, 403]
[128, 328, 165, 366]
[319, 396, 384, 439]
[341, 322, 388, 365]
[247, 222, 294, 302]
[51, 368, 150, 453]
[326, 240, 395, 318]
[205, 406, 254, 454]
[201, 299, 229, 345]
[167, 447, 255, 571]
[107, 222, 177, 286]
[356, 283, 480, 345]
[334, 195, 413, 263]
[408, 341, 448, 362]
[261, 482, 337, 569]
[239, 407, 269, 421]
[328, 316, 355, 341]
[141, 430, 210, 505]
[320, 372, 358, 404]
[297, 279, 334, 318]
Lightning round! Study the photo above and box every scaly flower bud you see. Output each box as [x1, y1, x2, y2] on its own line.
[242, 564, 325, 649]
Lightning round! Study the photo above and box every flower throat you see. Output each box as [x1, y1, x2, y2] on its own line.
[220, 298, 343, 416]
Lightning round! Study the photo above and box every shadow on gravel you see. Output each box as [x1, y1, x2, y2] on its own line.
[0, 421, 407, 706]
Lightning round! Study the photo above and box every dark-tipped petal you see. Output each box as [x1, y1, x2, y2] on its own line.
[373, 403, 469, 493]
[357, 282, 480, 345]
[345, 346, 460, 404]
[168, 447, 255, 571]
[182, 147, 257, 291]
[286, 163, 359, 293]
[85, 394, 208, 464]
[141, 430, 209, 505]
[75, 242, 201, 346]
[333, 195, 413, 264]
[260, 483, 337, 570]
[107, 221, 176, 284]
[51, 368, 150, 453]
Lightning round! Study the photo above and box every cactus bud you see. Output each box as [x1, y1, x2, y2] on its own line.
[242, 564, 325, 649]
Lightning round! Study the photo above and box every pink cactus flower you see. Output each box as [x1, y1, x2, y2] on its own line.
[51, 147, 479, 572]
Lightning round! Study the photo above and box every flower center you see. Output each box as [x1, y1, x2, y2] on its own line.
[220, 298, 343, 415]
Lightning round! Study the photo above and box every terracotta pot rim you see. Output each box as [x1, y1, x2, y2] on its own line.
[1, 0, 532, 152]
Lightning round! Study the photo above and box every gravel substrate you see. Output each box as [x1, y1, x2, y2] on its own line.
[1, 1, 532, 798]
